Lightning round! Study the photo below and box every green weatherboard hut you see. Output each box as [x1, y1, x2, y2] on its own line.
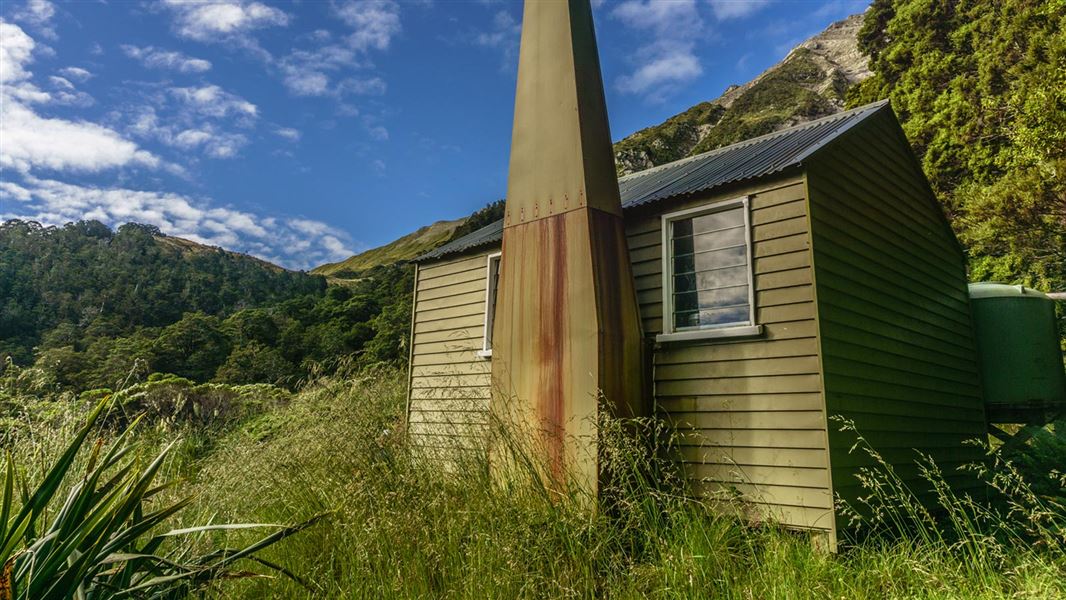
[405, 101, 991, 551]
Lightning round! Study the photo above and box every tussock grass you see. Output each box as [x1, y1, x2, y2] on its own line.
[171, 367, 1065, 599]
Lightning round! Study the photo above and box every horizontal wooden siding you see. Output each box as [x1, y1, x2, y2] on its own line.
[407, 251, 494, 452]
[806, 112, 987, 514]
[627, 176, 834, 532]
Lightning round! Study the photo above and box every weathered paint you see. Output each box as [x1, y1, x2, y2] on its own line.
[491, 0, 644, 491]
[805, 108, 988, 524]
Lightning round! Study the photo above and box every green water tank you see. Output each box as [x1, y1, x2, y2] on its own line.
[968, 283, 1066, 406]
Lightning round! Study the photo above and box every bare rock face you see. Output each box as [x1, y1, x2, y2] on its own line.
[613, 13, 870, 176]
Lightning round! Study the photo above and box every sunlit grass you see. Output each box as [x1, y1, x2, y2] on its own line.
[4, 362, 1064, 598]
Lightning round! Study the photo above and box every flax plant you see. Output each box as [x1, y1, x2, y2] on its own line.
[0, 397, 315, 599]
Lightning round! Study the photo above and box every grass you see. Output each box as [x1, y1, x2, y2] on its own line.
[6, 365, 1065, 598]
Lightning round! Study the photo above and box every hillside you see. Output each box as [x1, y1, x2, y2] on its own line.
[613, 13, 869, 174]
[312, 218, 467, 278]
[0, 219, 325, 364]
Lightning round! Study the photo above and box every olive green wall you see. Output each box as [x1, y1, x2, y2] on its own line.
[805, 110, 988, 519]
[625, 175, 835, 535]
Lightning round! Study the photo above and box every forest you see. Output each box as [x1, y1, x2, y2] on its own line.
[0, 219, 412, 391]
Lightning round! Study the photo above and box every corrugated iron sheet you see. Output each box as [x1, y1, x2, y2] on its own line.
[415, 100, 889, 263]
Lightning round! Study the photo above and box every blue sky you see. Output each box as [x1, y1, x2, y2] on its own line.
[0, 0, 868, 269]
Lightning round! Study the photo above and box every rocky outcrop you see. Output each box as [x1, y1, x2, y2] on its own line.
[613, 13, 870, 175]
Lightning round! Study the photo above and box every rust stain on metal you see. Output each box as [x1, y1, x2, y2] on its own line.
[490, 0, 645, 495]
[535, 215, 569, 480]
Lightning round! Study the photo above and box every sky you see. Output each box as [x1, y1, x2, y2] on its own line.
[0, 0, 869, 270]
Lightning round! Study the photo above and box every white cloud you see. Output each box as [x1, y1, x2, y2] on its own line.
[615, 41, 702, 100]
[58, 66, 91, 81]
[11, 0, 56, 38]
[13, 0, 55, 25]
[0, 21, 158, 173]
[337, 77, 386, 95]
[127, 106, 251, 160]
[367, 124, 388, 141]
[475, 10, 519, 48]
[162, 0, 289, 42]
[611, 0, 705, 102]
[273, 127, 301, 141]
[1, 21, 37, 83]
[47, 74, 72, 89]
[471, 8, 521, 69]
[335, 0, 402, 52]
[1, 102, 158, 172]
[169, 84, 258, 120]
[277, 1, 399, 99]
[2, 175, 355, 269]
[613, 0, 702, 36]
[121, 45, 212, 73]
[0, 181, 33, 201]
[708, 0, 771, 20]
[281, 65, 332, 96]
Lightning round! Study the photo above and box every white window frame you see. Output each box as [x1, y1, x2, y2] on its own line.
[477, 251, 502, 359]
[656, 196, 763, 343]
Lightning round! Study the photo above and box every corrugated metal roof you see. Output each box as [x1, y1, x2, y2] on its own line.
[415, 100, 889, 263]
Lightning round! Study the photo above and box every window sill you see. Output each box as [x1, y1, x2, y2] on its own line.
[476, 349, 493, 360]
[655, 324, 763, 344]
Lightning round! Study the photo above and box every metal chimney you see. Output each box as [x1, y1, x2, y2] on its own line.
[491, 0, 645, 493]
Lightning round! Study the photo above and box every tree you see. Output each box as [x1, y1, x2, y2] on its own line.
[849, 0, 1066, 293]
[214, 342, 299, 386]
[152, 313, 231, 383]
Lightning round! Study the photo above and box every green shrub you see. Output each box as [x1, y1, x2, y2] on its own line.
[0, 397, 314, 599]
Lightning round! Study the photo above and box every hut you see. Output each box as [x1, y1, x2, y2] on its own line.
[405, 99, 989, 550]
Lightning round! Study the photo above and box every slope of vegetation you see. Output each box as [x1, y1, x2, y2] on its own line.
[311, 218, 467, 279]
[690, 49, 842, 155]
[848, 0, 1065, 294]
[612, 102, 726, 174]
[0, 220, 413, 390]
[0, 220, 323, 365]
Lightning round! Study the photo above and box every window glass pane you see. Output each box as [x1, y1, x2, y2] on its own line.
[672, 219, 693, 237]
[698, 305, 749, 327]
[693, 226, 744, 252]
[485, 256, 501, 349]
[674, 291, 699, 312]
[691, 207, 743, 235]
[674, 310, 701, 329]
[692, 265, 749, 290]
[672, 252, 695, 276]
[693, 286, 748, 309]
[668, 204, 752, 331]
[674, 272, 697, 292]
[672, 235, 695, 257]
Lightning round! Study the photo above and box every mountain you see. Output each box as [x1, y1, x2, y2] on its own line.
[0, 219, 324, 364]
[613, 14, 870, 174]
[312, 217, 467, 279]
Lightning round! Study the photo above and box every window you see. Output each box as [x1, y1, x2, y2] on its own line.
[658, 197, 762, 342]
[478, 252, 502, 358]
